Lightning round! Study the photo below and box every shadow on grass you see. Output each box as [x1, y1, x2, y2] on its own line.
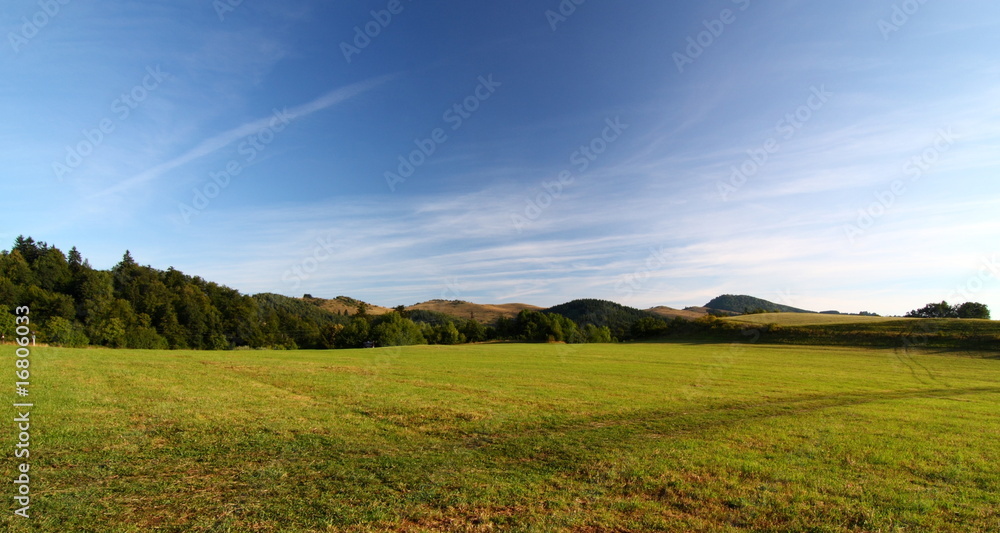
[459, 385, 1000, 474]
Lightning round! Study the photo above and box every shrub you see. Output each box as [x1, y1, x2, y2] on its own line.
[42, 317, 90, 347]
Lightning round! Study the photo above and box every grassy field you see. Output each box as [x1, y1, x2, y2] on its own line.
[3, 343, 999, 532]
[723, 313, 903, 327]
[712, 314, 1000, 351]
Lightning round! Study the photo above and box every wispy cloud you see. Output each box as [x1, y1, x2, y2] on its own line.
[90, 74, 396, 200]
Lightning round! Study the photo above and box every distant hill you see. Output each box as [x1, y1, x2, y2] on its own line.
[648, 306, 739, 319]
[684, 306, 738, 317]
[646, 306, 706, 320]
[705, 294, 814, 314]
[256, 293, 348, 325]
[407, 300, 541, 324]
[546, 299, 654, 338]
[304, 295, 392, 316]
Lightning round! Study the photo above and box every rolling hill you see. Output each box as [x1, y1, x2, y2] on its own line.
[645, 306, 707, 320]
[406, 299, 542, 324]
[647, 306, 740, 319]
[305, 295, 392, 316]
[546, 299, 655, 338]
[705, 294, 814, 314]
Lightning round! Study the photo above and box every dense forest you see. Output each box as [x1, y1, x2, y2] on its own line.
[546, 298, 656, 340]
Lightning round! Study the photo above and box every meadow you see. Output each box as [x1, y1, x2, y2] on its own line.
[3, 342, 999, 532]
[718, 314, 1000, 351]
[722, 313, 902, 327]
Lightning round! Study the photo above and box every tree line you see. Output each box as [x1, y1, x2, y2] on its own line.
[905, 301, 990, 320]
[6, 236, 986, 350]
[0, 237, 618, 349]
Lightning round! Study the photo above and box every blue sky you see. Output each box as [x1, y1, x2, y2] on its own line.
[2, 0, 998, 316]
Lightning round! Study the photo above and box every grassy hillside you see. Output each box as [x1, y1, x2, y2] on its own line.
[406, 299, 541, 324]
[684, 305, 738, 317]
[646, 306, 706, 320]
[307, 295, 392, 316]
[7, 343, 999, 532]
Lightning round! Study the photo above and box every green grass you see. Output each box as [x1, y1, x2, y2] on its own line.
[715, 315, 1000, 350]
[723, 313, 904, 326]
[3, 343, 999, 532]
